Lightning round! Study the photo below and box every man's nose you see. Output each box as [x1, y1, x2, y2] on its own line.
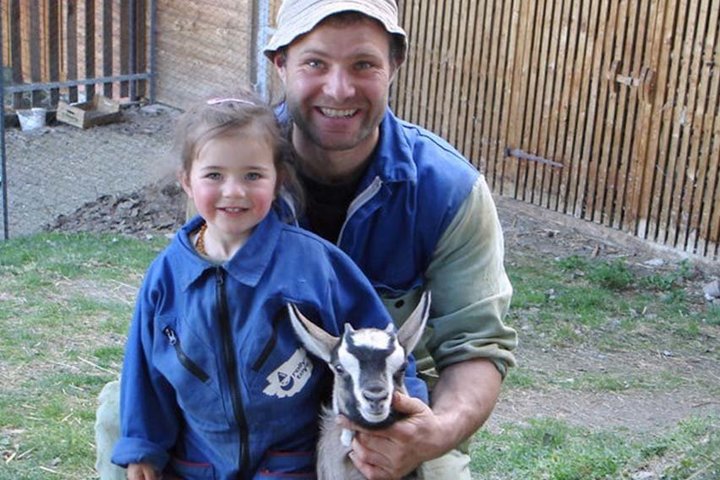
[323, 67, 355, 101]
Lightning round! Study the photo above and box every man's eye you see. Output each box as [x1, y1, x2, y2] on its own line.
[356, 61, 372, 70]
[307, 59, 323, 69]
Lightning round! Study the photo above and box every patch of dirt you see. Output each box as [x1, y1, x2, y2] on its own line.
[41, 161, 720, 436]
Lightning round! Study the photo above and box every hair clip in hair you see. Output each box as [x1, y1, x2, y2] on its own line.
[206, 97, 255, 106]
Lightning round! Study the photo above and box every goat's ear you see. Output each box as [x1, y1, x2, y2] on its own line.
[397, 291, 431, 356]
[286, 303, 336, 362]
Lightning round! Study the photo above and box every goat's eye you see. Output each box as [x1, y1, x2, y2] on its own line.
[333, 363, 344, 374]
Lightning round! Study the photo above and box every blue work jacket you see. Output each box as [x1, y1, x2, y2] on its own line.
[112, 210, 428, 479]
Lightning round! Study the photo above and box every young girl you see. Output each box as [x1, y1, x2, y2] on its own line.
[110, 91, 427, 479]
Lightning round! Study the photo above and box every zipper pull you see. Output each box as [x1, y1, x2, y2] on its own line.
[216, 267, 225, 286]
[163, 326, 178, 345]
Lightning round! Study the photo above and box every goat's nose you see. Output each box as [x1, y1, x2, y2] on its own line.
[362, 386, 389, 403]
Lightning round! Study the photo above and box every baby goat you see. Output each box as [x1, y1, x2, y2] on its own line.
[287, 291, 430, 480]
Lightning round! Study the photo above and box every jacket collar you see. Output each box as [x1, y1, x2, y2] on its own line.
[173, 210, 283, 291]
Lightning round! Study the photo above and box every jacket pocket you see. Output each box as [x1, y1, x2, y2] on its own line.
[167, 457, 216, 479]
[254, 450, 315, 479]
[163, 326, 210, 383]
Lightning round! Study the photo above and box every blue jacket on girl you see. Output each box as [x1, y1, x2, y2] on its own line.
[111, 210, 428, 479]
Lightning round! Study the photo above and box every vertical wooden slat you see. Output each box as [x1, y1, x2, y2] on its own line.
[65, 1, 79, 102]
[544, 0, 572, 211]
[433, 0, 453, 139]
[644, 0, 682, 244]
[442, 0, 465, 149]
[470, 0, 502, 180]
[569, 1, 601, 220]
[696, 3, 720, 256]
[120, 0, 130, 97]
[531, 0, 557, 207]
[612, 0, 643, 230]
[84, 0, 96, 99]
[581, 0, 612, 222]
[670, 0, 706, 250]
[511, 0, 537, 201]
[633, 0, 673, 238]
[554, 0, 582, 213]
[457, 0, 480, 167]
[102, 0, 114, 97]
[492, 0, 521, 194]
[134, 0, 148, 98]
[678, 0, 712, 252]
[46, 0, 60, 105]
[10, 0, 24, 107]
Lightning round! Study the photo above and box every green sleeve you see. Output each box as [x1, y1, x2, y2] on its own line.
[382, 175, 518, 379]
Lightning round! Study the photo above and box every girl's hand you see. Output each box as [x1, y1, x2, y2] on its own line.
[127, 462, 160, 480]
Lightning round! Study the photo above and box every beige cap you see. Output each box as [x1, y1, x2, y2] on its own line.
[264, 0, 407, 62]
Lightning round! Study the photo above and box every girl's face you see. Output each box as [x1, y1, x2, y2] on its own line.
[181, 129, 277, 250]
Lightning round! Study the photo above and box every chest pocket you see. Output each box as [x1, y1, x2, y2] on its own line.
[245, 307, 328, 425]
[153, 315, 231, 428]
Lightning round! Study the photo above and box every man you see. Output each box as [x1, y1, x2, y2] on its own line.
[264, 0, 518, 478]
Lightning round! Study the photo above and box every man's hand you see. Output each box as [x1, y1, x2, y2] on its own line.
[339, 358, 503, 479]
[339, 392, 442, 479]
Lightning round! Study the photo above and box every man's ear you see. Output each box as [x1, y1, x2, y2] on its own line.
[272, 52, 288, 84]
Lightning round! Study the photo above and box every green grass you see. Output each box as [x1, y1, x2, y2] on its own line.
[1, 233, 719, 479]
[471, 416, 720, 479]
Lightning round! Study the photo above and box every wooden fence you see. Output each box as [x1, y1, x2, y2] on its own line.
[393, 0, 720, 260]
[1, 0, 151, 109]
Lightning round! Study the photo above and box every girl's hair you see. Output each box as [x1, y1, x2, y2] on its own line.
[174, 88, 304, 216]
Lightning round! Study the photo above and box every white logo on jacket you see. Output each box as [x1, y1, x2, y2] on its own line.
[263, 348, 313, 398]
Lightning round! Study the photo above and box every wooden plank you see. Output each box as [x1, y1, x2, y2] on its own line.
[531, 0, 558, 207]
[669, 0, 704, 250]
[10, 0, 24, 107]
[65, 0, 79, 102]
[434, 0, 454, 139]
[409, 0, 428, 125]
[27, 0, 42, 105]
[477, 0, 502, 186]
[554, 0, 583, 213]
[568, 0, 600, 220]
[443, 0, 466, 149]
[45, 0, 60, 105]
[494, 0, 521, 195]
[544, 0, 573, 211]
[581, 0, 612, 222]
[84, 0, 96, 99]
[633, 0, 673, 240]
[647, 0, 684, 244]
[524, 0, 546, 204]
[614, 0, 645, 232]
[509, 0, 536, 200]
[102, 0, 114, 97]
[135, 0, 148, 98]
[120, 0, 130, 97]
[656, 0, 694, 244]
[457, 0, 480, 166]
[696, 2, 720, 256]
[479, 0, 501, 185]
[680, 0, 713, 253]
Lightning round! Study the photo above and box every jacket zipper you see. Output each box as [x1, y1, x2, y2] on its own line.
[337, 176, 383, 246]
[216, 268, 250, 477]
[163, 326, 210, 383]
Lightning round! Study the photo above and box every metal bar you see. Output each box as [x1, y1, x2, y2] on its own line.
[1, 7, 9, 240]
[505, 147, 565, 168]
[3, 73, 152, 94]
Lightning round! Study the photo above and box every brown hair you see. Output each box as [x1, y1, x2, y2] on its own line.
[174, 89, 304, 216]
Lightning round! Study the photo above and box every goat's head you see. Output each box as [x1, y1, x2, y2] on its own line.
[287, 292, 430, 428]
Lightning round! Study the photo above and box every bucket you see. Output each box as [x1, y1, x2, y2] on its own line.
[17, 107, 47, 131]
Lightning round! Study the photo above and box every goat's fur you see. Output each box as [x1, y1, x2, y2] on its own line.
[287, 291, 431, 480]
[95, 379, 125, 480]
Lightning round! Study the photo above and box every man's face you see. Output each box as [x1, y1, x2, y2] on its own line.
[274, 17, 396, 158]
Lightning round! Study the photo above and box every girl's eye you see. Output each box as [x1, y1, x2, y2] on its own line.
[205, 172, 221, 180]
[245, 172, 261, 181]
